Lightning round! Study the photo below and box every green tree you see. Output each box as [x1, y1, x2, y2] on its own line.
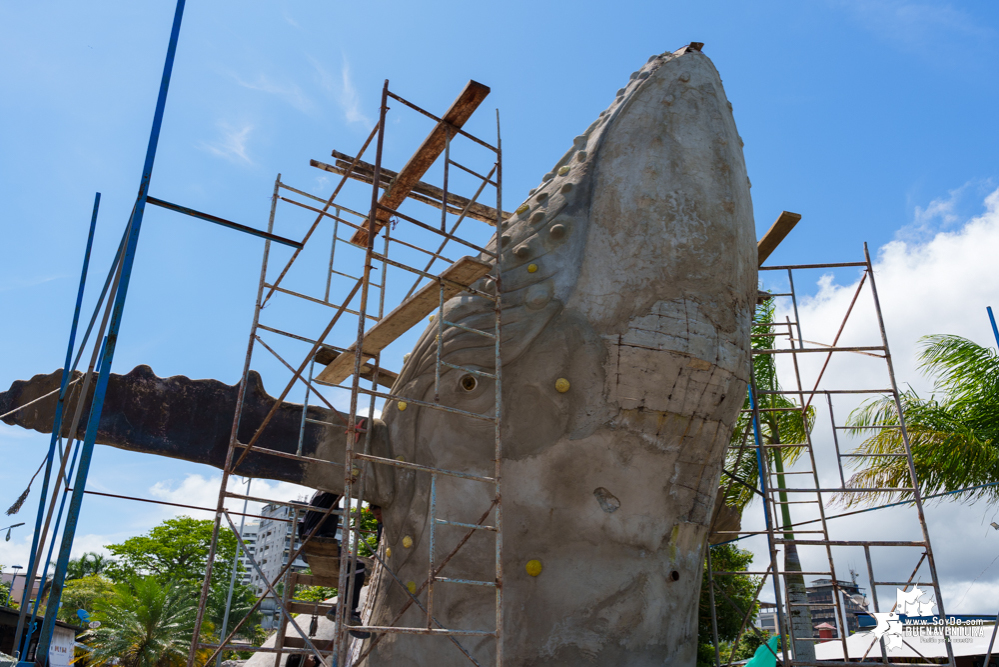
[103, 516, 261, 648]
[80, 576, 213, 667]
[105, 516, 239, 587]
[698, 544, 767, 667]
[1, 565, 12, 606]
[57, 574, 115, 623]
[66, 552, 110, 581]
[845, 334, 999, 504]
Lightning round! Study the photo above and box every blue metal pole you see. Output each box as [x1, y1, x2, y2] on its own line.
[12, 193, 100, 659]
[33, 2, 186, 661]
[988, 307, 999, 348]
[749, 388, 790, 663]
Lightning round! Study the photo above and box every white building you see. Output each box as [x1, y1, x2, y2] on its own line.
[249, 502, 308, 598]
[237, 521, 258, 586]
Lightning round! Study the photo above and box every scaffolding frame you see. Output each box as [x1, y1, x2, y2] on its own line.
[187, 79, 506, 667]
[707, 246, 956, 667]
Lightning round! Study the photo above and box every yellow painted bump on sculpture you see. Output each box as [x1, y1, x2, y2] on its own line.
[429, 314, 436, 322]
[386, 547, 392, 558]
[403, 535, 414, 549]
[407, 581, 417, 594]
[396, 455, 406, 462]
[558, 165, 571, 175]
[526, 560, 543, 577]
[398, 401, 408, 411]
[516, 203, 530, 215]
[527, 263, 538, 273]
[555, 378, 570, 393]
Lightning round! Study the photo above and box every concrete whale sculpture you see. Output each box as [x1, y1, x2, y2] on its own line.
[2, 44, 756, 665]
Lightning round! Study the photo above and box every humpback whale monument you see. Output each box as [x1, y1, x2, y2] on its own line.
[2, 44, 757, 665]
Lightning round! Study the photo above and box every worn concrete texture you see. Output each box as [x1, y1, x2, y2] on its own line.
[1, 45, 756, 665]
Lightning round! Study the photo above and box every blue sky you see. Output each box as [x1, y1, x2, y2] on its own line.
[2, 0, 999, 614]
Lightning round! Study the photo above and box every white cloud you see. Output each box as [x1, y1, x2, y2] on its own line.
[199, 121, 254, 165]
[231, 72, 314, 113]
[744, 186, 999, 612]
[308, 55, 371, 126]
[149, 473, 314, 523]
[832, 0, 991, 52]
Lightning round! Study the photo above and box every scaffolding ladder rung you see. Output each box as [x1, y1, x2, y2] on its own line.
[440, 361, 496, 379]
[352, 451, 495, 483]
[442, 319, 496, 339]
[434, 576, 497, 588]
[234, 442, 346, 468]
[435, 518, 497, 531]
[316, 256, 492, 386]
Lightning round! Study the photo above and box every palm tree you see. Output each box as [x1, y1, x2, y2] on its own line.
[66, 552, 110, 581]
[722, 299, 814, 514]
[844, 334, 999, 505]
[718, 298, 816, 660]
[80, 576, 212, 667]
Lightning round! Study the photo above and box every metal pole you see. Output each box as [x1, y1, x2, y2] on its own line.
[34, 0, 186, 652]
[749, 383, 790, 667]
[988, 307, 999, 348]
[494, 107, 505, 667]
[981, 612, 999, 667]
[706, 545, 722, 667]
[216, 479, 251, 667]
[337, 78, 388, 666]
[188, 173, 279, 664]
[12, 192, 100, 658]
[864, 242, 956, 667]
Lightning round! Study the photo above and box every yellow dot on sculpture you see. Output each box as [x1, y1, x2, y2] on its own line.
[526, 560, 543, 577]
[558, 165, 571, 176]
[555, 378, 570, 393]
[402, 535, 413, 549]
[386, 547, 392, 558]
[398, 401, 408, 411]
[429, 314, 435, 322]
[516, 203, 530, 215]
[527, 263, 538, 273]
[407, 581, 417, 594]
[396, 455, 406, 462]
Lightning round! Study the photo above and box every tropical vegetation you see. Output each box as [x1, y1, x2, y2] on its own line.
[844, 334, 999, 505]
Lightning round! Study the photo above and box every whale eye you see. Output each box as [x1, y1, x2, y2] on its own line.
[459, 374, 478, 392]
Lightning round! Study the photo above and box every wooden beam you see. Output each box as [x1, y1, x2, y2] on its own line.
[314, 346, 399, 389]
[758, 211, 802, 266]
[310, 158, 508, 226]
[315, 257, 493, 386]
[350, 80, 491, 246]
[331, 150, 510, 224]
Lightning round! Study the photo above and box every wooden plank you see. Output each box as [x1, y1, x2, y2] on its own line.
[314, 346, 399, 388]
[312, 159, 501, 226]
[350, 80, 491, 246]
[327, 150, 510, 225]
[288, 601, 334, 615]
[758, 211, 802, 266]
[315, 256, 493, 386]
[292, 573, 339, 588]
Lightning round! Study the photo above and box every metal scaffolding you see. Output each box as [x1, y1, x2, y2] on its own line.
[187, 79, 506, 666]
[707, 247, 956, 667]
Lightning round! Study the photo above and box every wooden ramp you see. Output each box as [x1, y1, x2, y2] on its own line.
[316, 256, 493, 387]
